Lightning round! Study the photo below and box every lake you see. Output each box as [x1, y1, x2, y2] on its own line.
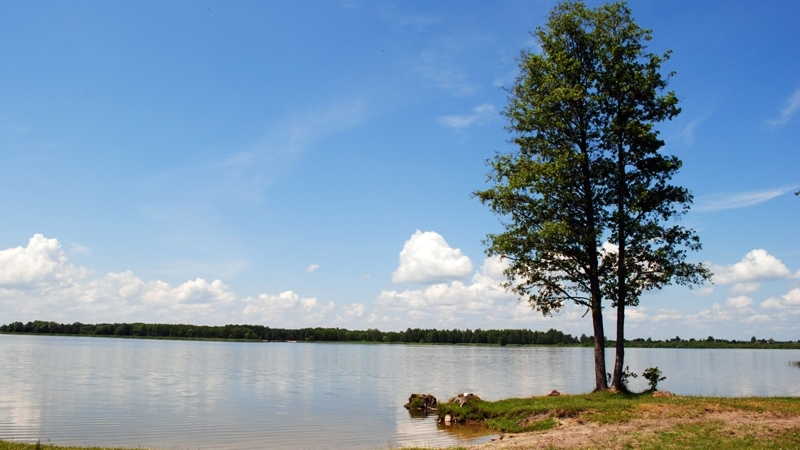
[1, 334, 799, 449]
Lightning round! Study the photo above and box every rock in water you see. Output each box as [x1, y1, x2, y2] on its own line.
[404, 393, 437, 413]
[444, 414, 452, 425]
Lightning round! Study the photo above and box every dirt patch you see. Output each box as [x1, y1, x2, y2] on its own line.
[467, 409, 800, 449]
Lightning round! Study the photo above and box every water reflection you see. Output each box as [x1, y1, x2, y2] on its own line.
[1, 335, 799, 449]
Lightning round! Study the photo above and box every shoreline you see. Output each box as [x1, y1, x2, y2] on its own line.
[429, 391, 800, 449]
[3, 332, 800, 350]
[4, 393, 800, 450]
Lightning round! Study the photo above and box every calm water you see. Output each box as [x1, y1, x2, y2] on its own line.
[1, 335, 799, 449]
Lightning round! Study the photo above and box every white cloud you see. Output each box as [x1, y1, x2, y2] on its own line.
[69, 243, 91, 255]
[391, 230, 473, 284]
[760, 288, 800, 312]
[415, 39, 478, 95]
[382, 256, 509, 312]
[743, 314, 772, 323]
[730, 282, 761, 295]
[342, 303, 366, 318]
[651, 309, 688, 323]
[766, 87, 800, 128]
[693, 287, 714, 296]
[0, 235, 332, 326]
[438, 104, 495, 128]
[376, 256, 580, 328]
[626, 307, 648, 323]
[711, 249, 792, 284]
[242, 291, 334, 325]
[675, 115, 707, 146]
[725, 295, 754, 309]
[306, 264, 320, 274]
[0, 234, 88, 288]
[694, 186, 797, 212]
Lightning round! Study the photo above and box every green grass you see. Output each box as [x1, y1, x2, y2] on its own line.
[0, 441, 150, 450]
[636, 422, 800, 450]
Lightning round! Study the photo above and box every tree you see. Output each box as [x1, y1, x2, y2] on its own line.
[475, 1, 709, 392]
[475, 1, 611, 391]
[589, 3, 711, 391]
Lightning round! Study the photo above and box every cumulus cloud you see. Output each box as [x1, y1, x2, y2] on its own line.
[438, 104, 495, 128]
[730, 282, 761, 295]
[342, 303, 366, 318]
[760, 288, 800, 313]
[0, 235, 332, 326]
[711, 249, 792, 284]
[391, 230, 473, 284]
[693, 287, 714, 297]
[0, 234, 88, 288]
[242, 291, 334, 326]
[378, 256, 578, 327]
[725, 295, 754, 310]
[382, 256, 508, 309]
[306, 264, 320, 274]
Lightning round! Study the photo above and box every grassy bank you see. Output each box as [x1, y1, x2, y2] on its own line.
[0, 442, 148, 450]
[434, 391, 800, 449]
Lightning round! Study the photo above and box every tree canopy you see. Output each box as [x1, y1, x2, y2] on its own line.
[475, 0, 709, 392]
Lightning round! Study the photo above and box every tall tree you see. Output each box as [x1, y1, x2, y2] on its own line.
[475, 2, 610, 391]
[476, 1, 710, 392]
[591, 3, 711, 391]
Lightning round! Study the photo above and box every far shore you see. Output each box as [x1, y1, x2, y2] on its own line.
[3, 331, 800, 350]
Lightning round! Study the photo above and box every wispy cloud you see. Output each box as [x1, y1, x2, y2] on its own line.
[415, 39, 479, 96]
[438, 104, 495, 128]
[69, 243, 92, 255]
[674, 115, 707, 146]
[375, 3, 437, 31]
[694, 185, 798, 212]
[145, 98, 368, 204]
[766, 87, 800, 128]
[2, 164, 76, 195]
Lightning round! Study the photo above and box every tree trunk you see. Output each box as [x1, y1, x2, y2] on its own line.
[611, 138, 627, 392]
[592, 299, 609, 391]
[611, 288, 626, 391]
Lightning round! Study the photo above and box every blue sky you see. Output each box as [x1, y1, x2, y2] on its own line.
[1, 0, 798, 340]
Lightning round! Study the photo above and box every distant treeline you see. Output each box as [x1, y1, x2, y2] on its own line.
[623, 336, 800, 349]
[1, 320, 798, 348]
[0, 320, 583, 345]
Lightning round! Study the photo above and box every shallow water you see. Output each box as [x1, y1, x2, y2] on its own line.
[1, 334, 798, 449]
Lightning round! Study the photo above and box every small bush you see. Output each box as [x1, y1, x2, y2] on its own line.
[642, 366, 666, 391]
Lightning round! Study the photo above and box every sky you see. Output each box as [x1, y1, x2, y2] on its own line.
[1, 0, 798, 340]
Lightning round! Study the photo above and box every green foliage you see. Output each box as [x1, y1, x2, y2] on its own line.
[642, 366, 666, 391]
[607, 365, 637, 388]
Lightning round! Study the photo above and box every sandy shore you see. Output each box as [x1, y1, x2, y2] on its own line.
[463, 405, 800, 449]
